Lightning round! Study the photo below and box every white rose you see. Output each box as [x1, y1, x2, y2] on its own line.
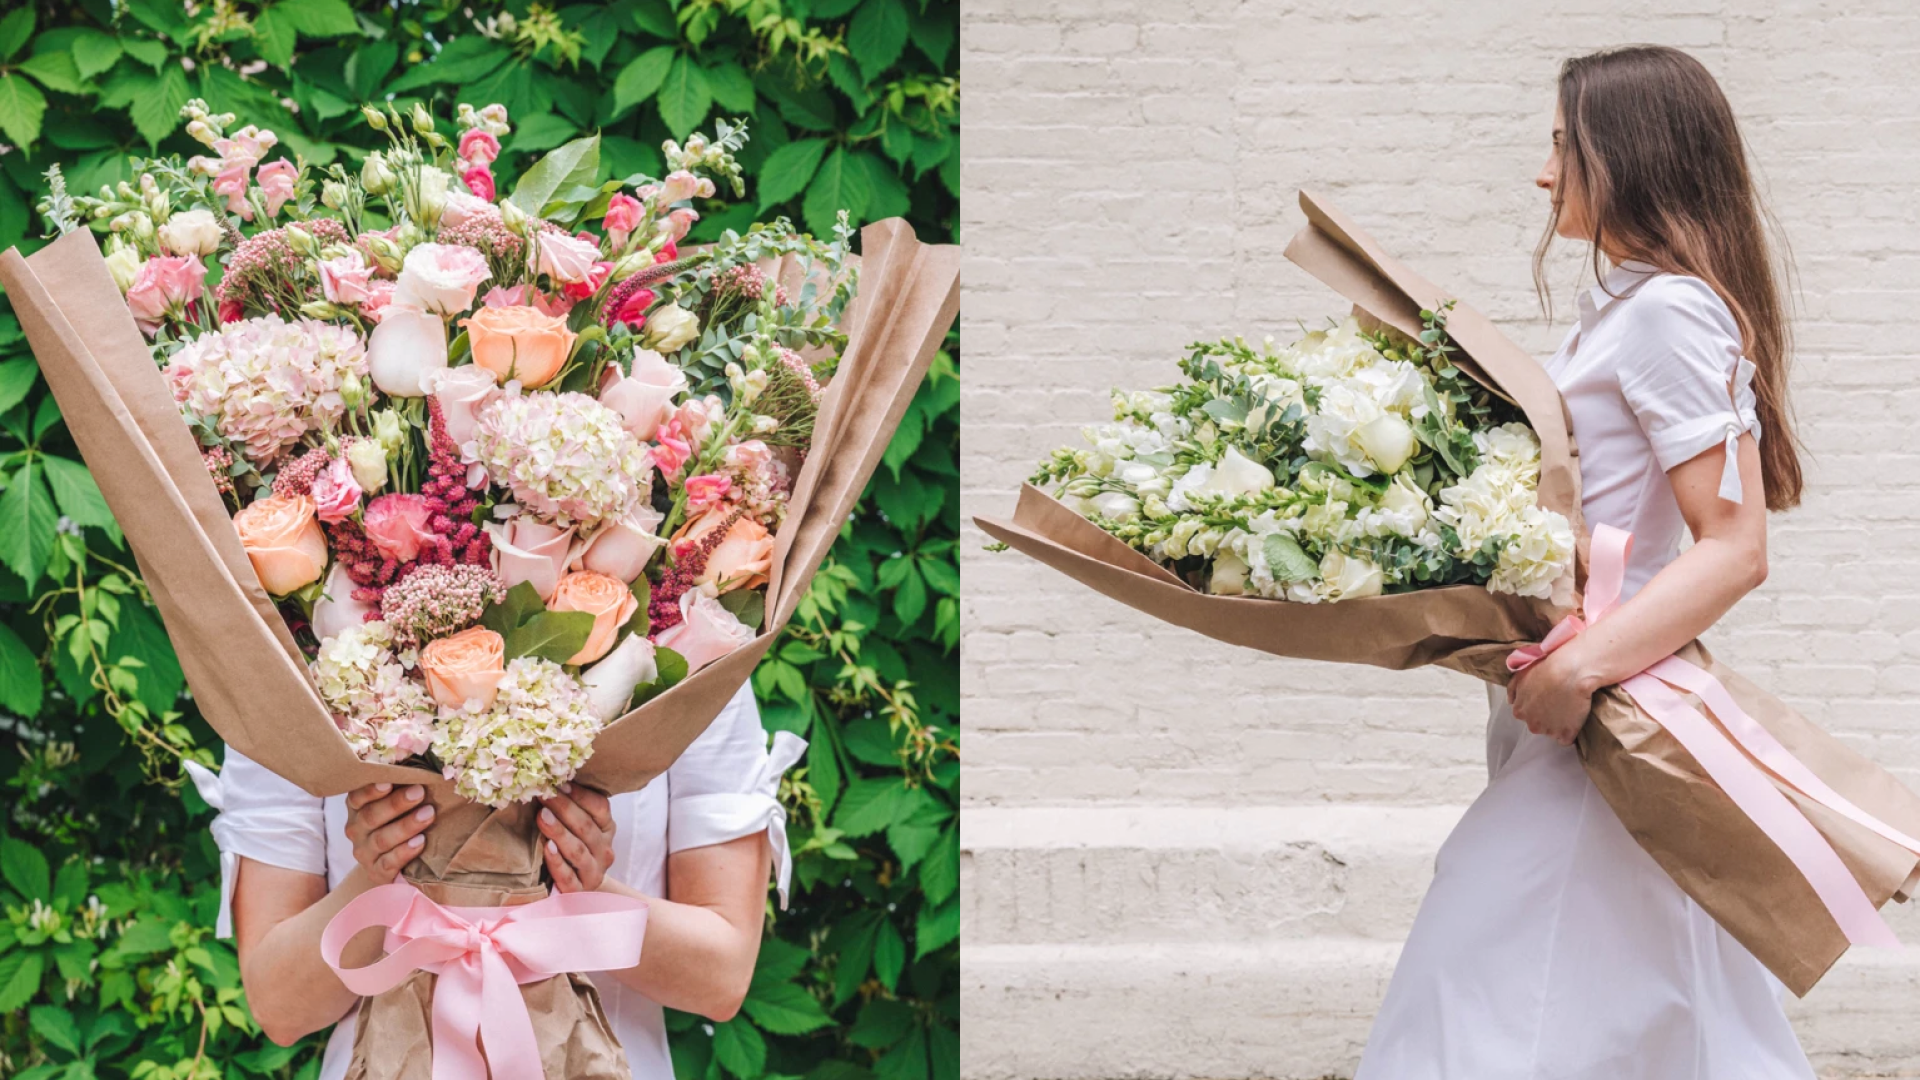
[366, 308, 449, 397]
[1200, 446, 1274, 498]
[1209, 549, 1250, 595]
[639, 304, 700, 353]
[1355, 413, 1417, 475]
[345, 439, 389, 494]
[1317, 549, 1384, 601]
[392, 242, 491, 315]
[104, 244, 141, 292]
[158, 209, 223, 257]
[579, 633, 659, 722]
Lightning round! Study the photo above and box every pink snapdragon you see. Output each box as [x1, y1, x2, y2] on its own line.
[649, 418, 692, 480]
[463, 166, 496, 202]
[604, 193, 643, 250]
[683, 473, 732, 512]
[459, 128, 501, 166]
[257, 160, 298, 217]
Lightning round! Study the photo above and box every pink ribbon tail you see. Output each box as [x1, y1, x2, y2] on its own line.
[322, 882, 649, 1080]
[1506, 522, 1913, 950]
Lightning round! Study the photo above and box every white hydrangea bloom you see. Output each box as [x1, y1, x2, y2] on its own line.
[312, 620, 437, 764]
[432, 656, 602, 806]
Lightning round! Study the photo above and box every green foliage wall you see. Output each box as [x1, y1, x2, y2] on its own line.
[0, 2, 959, 1078]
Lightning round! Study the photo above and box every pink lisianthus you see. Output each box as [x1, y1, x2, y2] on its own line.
[654, 590, 754, 673]
[649, 418, 693, 480]
[257, 160, 298, 217]
[482, 284, 529, 308]
[319, 249, 377, 306]
[440, 190, 493, 229]
[535, 230, 602, 285]
[361, 279, 397, 322]
[462, 166, 496, 202]
[675, 394, 726, 449]
[310, 456, 364, 524]
[683, 473, 732, 512]
[423, 364, 503, 448]
[459, 128, 502, 166]
[125, 255, 207, 337]
[562, 261, 613, 301]
[393, 242, 491, 315]
[361, 493, 437, 563]
[604, 193, 643, 250]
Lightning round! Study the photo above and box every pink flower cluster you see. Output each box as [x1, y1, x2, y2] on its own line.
[379, 563, 506, 648]
[166, 315, 366, 464]
[216, 218, 351, 315]
[330, 401, 491, 599]
[189, 126, 294, 221]
[470, 390, 654, 527]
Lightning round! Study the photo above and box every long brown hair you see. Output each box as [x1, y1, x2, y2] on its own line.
[1535, 45, 1802, 510]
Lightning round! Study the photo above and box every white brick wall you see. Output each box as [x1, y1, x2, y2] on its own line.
[960, 2, 1920, 1077]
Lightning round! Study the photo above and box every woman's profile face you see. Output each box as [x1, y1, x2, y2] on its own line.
[1537, 105, 1593, 242]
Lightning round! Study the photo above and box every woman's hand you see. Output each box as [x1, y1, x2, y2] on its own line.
[1508, 644, 1598, 745]
[343, 783, 434, 884]
[539, 783, 617, 892]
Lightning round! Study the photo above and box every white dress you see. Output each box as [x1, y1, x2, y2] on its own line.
[1355, 262, 1814, 1079]
[187, 684, 804, 1080]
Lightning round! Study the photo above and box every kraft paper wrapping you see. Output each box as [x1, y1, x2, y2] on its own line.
[0, 216, 958, 1072]
[0, 216, 959, 799]
[976, 190, 1920, 996]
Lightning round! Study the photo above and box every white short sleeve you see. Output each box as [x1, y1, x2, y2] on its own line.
[666, 683, 807, 908]
[1612, 275, 1763, 475]
[184, 747, 329, 939]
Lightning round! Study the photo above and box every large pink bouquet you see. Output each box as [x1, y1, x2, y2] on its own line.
[55, 99, 854, 807]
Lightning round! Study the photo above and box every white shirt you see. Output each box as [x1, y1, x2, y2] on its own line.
[1545, 259, 1763, 598]
[186, 684, 803, 1080]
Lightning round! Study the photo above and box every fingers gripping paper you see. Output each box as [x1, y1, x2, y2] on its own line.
[0, 218, 960, 801]
[975, 190, 1920, 995]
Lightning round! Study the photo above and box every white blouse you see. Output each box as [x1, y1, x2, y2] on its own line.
[185, 684, 804, 1080]
[1544, 259, 1763, 598]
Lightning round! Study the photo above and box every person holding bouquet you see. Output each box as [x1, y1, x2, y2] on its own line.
[1355, 45, 1813, 1079]
[204, 684, 799, 1079]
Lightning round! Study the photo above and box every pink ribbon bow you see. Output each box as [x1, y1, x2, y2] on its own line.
[321, 882, 649, 1080]
[1509, 523, 1920, 949]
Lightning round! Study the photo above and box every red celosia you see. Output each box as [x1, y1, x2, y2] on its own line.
[332, 402, 491, 604]
[648, 508, 744, 634]
[272, 446, 331, 497]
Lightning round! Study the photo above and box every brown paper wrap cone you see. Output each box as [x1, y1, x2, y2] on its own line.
[0, 216, 958, 1065]
[976, 190, 1920, 996]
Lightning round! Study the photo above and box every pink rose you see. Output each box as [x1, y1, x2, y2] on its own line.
[423, 364, 502, 447]
[604, 193, 643, 249]
[257, 160, 298, 217]
[571, 504, 665, 583]
[214, 163, 252, 219]
[649, 419, 692, 480]
[459, 128, 501, 166]
[361, 493, 436, 563]
[125, 255, 206, 337]
[309, 456, 363, 524]
[675, 394, 725, 448]
[319, 250, 376, 306]
[599, 350, 687, 441]
[393, 242, 491, 315]
[659, 170, 715, 204]
[311, 561, 375, 641]
[683, 473, 731, 512]
[487, 284, 574, 319]
[486, 517, 575, 600]
[535, 230, 602, 285]
[611, 286, 655, 329]
[462, 166, 496, 202]
[661, 207, 699, 245]
[655, 590, 755, 673]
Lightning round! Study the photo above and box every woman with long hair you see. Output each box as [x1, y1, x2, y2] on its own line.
[1356, 46, 1812, 1078]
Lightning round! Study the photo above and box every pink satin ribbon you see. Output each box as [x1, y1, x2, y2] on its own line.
[321, 882, 649, 1080]
[1509, 523, 1916, 949]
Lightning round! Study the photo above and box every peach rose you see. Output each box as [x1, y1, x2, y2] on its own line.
[655, 590, 754, 673]
[233, 493, 328, 595]
[674, 511, 775, 594]
[462, 305, 576, 388]
[420, 626, 507, 709]
[548, 570, 639, 665]
[487, 517, 575, 600]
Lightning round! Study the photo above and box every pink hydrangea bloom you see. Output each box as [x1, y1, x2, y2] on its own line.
[165, 314, 365, 463]
[470, 390, 654, 527]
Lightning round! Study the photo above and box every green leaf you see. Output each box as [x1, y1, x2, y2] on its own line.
[628, 645, 688, 708]
[0, 620, 41, 718]
[810, 0, 864, 19]
[613, 45, 675, 115]
[876, 1025, 929, 1080]
[0, 461, 57, 588]
[833, 777, 901, 838]
[1263, 532, 1318, 583]
[756, 137, 827, 211]
[128, 65, 189, 149]
[109, 602, 183, 715]
[0, 358, 36, 415]
[708, 62, 755, 113]
[344, 39, 398, 100]
[253, 7, 296, 69]
[110, 918, 174, 957]
[803, 146, 871, 238]
[28, 1006, 80, 1055]
[658, 54, 712, 136]
[42, 457, 112, 530]
[481, 581, 547, 636]
[849, 998, 915, 1049]
[0, 8, 31, 61]
[741, 980, 834, 1034]
[18, 52, 85, 95]
[386, 37, 509, 93]
[873, 918, 905, 989]
[908, 2, 956, 66]
[848, 0, 909, 82]
[748, 936, 809, 987]
[712, 1017, 767, 1078]
[508, 133, 601, 216]
[276, 0, 361, 37]
[502, 609, 595, 664]
[507, 113, 580, 155]
[717, 587, 764, 631]
[914, 895, 957, 958]
[51, 858, 86, 910]
[630, 0, 677, 38]
[120, 38, 168, 69]
[0, 951, 42, 1012]
[0, 73, 47, 150]
[2, 836, 50, 901]
[919, 826, 958, 904]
